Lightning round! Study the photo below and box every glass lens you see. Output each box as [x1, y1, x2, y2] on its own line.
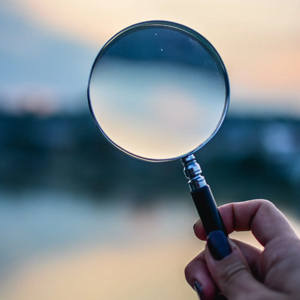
[88, 21, 229, 161]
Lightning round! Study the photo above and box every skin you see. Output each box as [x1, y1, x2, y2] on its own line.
[185, 199, 300, 300]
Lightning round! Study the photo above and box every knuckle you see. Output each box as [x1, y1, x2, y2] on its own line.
[255, 199, 276, 210]
[219, 261, 250, 286]
[260, 199, 276, 208]
[255, 199, 277, 216]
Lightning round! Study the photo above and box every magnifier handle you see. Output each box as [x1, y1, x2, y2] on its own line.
[191, 185, 227, 236]
[182, 155, 227, 236]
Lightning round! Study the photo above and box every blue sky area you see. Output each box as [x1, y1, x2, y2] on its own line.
[0, 3, 97, 113]
[1, 0, 300, 116]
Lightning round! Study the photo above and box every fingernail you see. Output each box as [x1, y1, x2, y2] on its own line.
[193, 281, 203, 299]
[193, 219, 202, 231]
[207, 230, 231, 260]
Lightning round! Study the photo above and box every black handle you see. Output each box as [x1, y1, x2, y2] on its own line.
[191, 185, 227, 236]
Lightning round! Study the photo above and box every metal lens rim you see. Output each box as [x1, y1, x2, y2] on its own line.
[87, 20, 230, 162]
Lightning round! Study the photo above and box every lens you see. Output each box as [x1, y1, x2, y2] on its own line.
[88, 21, 229, 161]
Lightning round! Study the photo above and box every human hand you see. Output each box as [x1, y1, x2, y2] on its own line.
[185, 199, 300, 300]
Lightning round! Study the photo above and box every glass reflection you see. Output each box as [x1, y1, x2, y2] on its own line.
[89, 23, 228, 160]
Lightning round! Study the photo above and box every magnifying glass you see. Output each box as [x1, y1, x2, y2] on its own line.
[87, 20, 229, 236]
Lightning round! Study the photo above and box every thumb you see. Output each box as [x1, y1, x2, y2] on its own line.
[205, 231, 272, 300]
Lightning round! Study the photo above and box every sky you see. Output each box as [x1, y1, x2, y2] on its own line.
[1, 0, 300, 116]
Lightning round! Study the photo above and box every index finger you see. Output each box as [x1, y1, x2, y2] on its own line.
[194, 199, 297, 247]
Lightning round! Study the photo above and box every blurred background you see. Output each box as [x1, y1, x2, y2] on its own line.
[1, 0, 300, 299]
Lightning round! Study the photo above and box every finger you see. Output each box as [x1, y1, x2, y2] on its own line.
[195, 199, 296, 247]
[194, 219, 207, 240]
[185, 240, 262, 299]
[205, 237, 283, 300]
[185, 251, 219, 299]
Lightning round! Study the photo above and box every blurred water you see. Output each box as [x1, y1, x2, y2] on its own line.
[1, 110, 300, 283]
[1, 111, 300, 298]
[0, 189, 197, 278]
[1, 188, 300, 300]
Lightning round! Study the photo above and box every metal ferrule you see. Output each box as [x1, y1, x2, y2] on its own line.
[181, 154, 207, 191]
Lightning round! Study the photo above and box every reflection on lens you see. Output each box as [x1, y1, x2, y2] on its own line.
[88, 21, 229, 161]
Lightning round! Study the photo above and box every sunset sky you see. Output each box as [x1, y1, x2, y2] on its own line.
[1, 0, 300, 116]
